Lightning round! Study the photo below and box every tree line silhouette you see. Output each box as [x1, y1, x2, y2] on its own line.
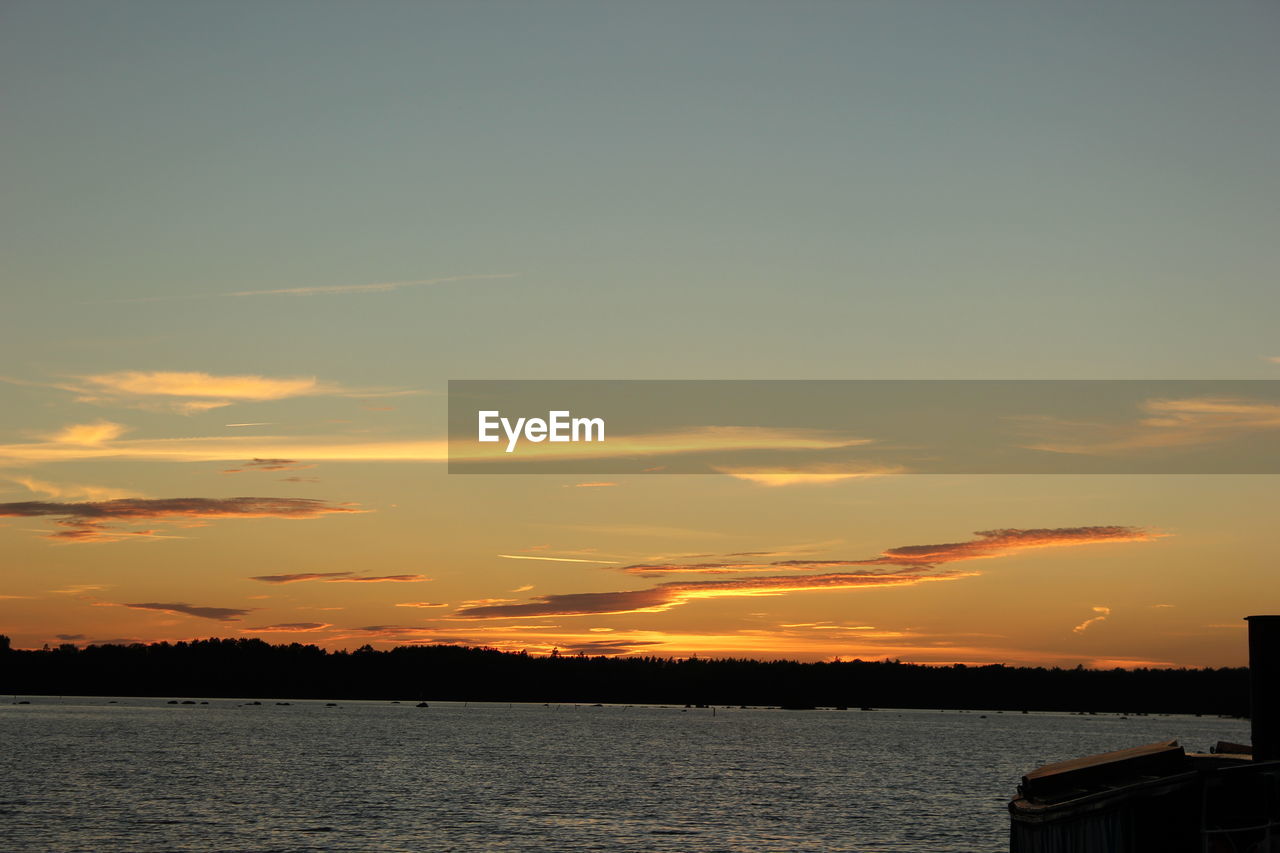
[0, 635, 1250, 714]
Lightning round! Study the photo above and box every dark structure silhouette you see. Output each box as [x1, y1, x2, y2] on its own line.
[0, 634, 1249, 714]
[1009, 616, 1280, 852]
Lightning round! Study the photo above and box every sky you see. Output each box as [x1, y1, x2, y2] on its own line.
[2, 1, 1278, 667]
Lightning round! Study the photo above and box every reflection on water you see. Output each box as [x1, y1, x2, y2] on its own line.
[0, 699, 1249, 852]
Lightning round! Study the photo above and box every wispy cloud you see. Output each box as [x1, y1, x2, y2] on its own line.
[4, 371, 419, 415]
[241, 622, 331, 633]
[222, 458, 315, 474]
[450, 569, 980, 620]
[497, 554, 621, 565]
[120, 602, 252, 622]
[619, 527, 1153, 576]
[0, 429, 446, 465]
[715, 464, 905, 486]
[47, 421, 129, 445]
[80, 371, 326, 401]
[50, 584, 108, 595]
[1015, 396, 1280, 455]
[227, 273, 518, 297]
[395, 602, 450, 608]
[466, 425, 872, 461]
[0, 424, 864, 467]
[99, 273, 518, 302]
[566, 482, 618, 488]
[1087, 657, 1179, 669]
[453, 527, 1153, 620]
[248, 572, 428, 584]
[1073, 606, 1111, 633]
[321, 623, 1065, 664]
[0, 496, 361, 543]
[249, 572, 356, 584]
[549, 523, 728, 540]
[10, 475, 140, 502]
[326, 574, 430, 583]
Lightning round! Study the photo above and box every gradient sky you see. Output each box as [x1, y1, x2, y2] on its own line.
[2, 1, 1278, 667]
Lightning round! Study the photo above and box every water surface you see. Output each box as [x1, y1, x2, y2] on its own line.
[0, 698, 1249, 852]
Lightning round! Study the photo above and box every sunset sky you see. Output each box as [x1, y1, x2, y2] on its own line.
[2, 1, 1278, 667]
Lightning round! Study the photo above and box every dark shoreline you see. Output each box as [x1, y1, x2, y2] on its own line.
[0, 636, 1250, 716]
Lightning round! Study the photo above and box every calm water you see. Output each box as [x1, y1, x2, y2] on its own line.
[0, 697, 1249, 852]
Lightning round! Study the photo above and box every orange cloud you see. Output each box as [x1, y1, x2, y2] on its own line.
[454, 526, 1153, 619]
[715, 464, 905, 486]
[19, 370, 414, 414]
[50, 584, 108, 595]
[1088, 658, 1179, 670]
[241, 622, 331, 633]
[869, 526, 1152, 563]
[80, 371, 322, 401]
[465, 425, 872, 461]
[318, 623, 1070, 664]
[1073, 606, 1111, 633]
[395, 602, 450, 608]
[47, 421, 128, 445]
[0, 431, 449, 464]
[619, 527, 1153, 576]
[0, 424, 867, 467]
[10, 475, 140, 502]
[453, 568, 972, 620]
[497, 554, 621, 565]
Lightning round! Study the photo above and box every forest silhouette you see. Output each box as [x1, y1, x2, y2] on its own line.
[0, 635, 1250, 714]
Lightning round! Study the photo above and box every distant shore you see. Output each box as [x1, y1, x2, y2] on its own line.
[0, 636, 1250, 716]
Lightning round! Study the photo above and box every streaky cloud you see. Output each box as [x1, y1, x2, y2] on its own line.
[248, 572, 428, 584]
[120, 602, 252, 622]
[79, 371, 323, 401]
[0, 496, 362, 543]
[497, 554, 621, 564]
[94, 273, 517, 302]
[715, 464, 905, 486]
[227, 273, 517, 297]
[1014, 396, 1280, 455]
[455, 526, 1153, 619]
[619, 526, 1153, 576]
[250, 572, 355, 584]
[326, 574, 430, 583]
[47, 421, 128, 446]
[1073, 606, 1111, 634]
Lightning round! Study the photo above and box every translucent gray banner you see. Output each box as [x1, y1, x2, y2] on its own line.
[447, 380, 1280, 475]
